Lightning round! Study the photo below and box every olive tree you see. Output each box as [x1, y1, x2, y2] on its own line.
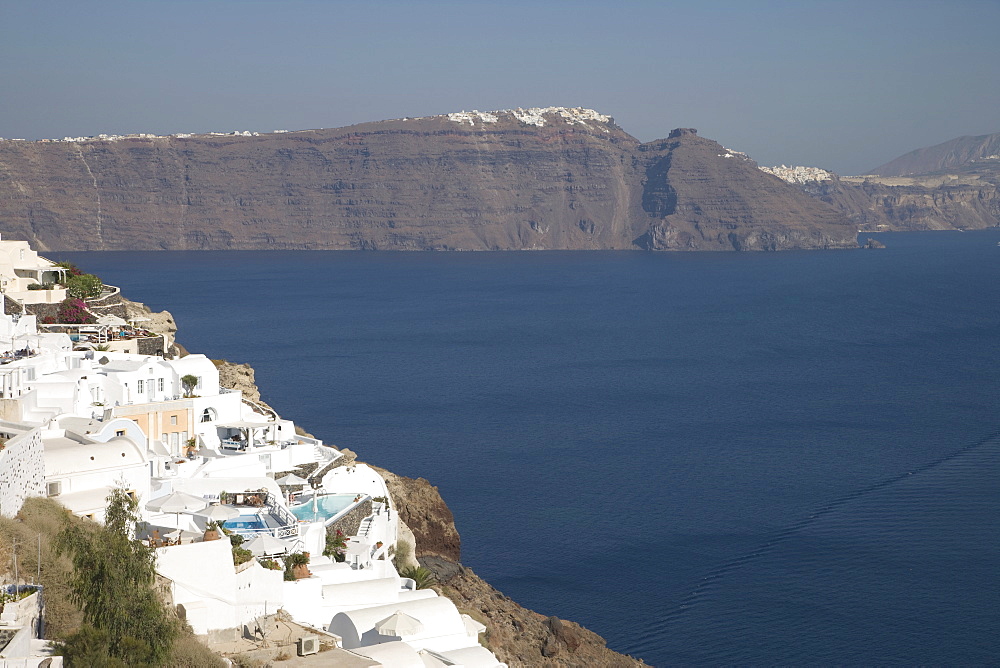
[55, 488, 178, 666]
[181, 374, 199, 397]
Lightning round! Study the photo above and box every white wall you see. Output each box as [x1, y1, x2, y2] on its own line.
[155, 539, 284, 635]
[0, 425, 44, 517]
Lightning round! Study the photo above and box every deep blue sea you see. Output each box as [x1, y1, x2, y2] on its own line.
[56, 229, 1000, 666]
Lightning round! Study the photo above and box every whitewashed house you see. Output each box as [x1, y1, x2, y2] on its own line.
[0, 235, 68, 304]
[41, 417, 150, 521]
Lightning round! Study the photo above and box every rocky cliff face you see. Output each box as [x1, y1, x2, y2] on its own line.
[637, 129, 857, 250]
[809, 178, 1000, 232]
[0, 108, 855, 252]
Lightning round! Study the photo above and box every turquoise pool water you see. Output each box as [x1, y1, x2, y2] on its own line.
[225, 516, 267, 532]
[291, 493, 360, 523]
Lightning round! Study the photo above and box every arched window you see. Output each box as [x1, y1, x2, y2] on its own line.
[201, 407, 217, 423]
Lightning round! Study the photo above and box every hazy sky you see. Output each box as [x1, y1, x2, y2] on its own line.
[2, 0, 998, 174]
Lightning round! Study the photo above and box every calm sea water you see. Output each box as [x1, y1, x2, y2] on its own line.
[56, 230, 1000, 665]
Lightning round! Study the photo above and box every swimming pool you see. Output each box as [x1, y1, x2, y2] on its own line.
[225, 516, 267, 531]
[291, 493, 362, 523]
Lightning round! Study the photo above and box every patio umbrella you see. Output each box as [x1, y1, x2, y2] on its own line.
[96, 314, 127, 327]
[245, 534, 288, 557]
[145, 491, 209, 529]
[374, 611, 424, 637]
[275, 473, 308, 486]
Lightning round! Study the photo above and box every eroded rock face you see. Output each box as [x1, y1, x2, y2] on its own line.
[370, 465, 461, 561]
[422, 556, 645, 667]
[214, 360, 261, 403]
[827, 180, 1000, 232]
[636, 133, 858, 251]
[0, 111, 855, 252]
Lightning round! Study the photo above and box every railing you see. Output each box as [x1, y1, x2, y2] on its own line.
[264, 494, 300, 537]
[241, 396, 277, 421]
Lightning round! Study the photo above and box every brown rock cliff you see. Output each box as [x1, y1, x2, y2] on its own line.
[0, 110, 855, 252]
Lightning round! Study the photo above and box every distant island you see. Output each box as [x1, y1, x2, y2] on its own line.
[0, 108, 996, 252]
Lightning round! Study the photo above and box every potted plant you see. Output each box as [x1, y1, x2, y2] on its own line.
[203, 520, 221, 542]
[285, 552, 311, 580]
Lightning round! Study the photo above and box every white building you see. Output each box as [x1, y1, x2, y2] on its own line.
[41, 417, 150, 521]
[153, 539, 284, 638]
[0, 421, 45, 518]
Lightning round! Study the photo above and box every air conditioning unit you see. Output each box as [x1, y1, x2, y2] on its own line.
[297, 635, 318, 656]
[46, 480, 62, 497]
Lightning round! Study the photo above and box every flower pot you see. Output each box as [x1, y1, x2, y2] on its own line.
[203, 529, 220, 542]
[292, 564, 311, 580]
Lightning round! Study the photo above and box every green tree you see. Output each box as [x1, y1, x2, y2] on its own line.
[65, 273, 104, 299]
[55, 488, 178, 666]
[180, 374, 199, 397]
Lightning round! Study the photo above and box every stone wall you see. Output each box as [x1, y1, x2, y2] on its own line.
[137, 335, 166, 356]
[327, 499, 372, 541]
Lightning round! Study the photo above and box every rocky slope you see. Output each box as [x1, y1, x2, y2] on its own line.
[0, 108, 855, 252]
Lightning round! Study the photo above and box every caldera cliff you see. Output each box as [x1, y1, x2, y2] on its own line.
[0, 108, 856, 252]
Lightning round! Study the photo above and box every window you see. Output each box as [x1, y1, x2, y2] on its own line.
[137, 380, 145, 393]
[158, 378, 164, 392]
[115, 429, 125, 437]
[201, 407, 217, 423]
[170, 415, 177, 426]
[197, 376, 203, 389]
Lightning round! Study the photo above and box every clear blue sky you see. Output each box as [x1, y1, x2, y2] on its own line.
[2, 0, 998, 174]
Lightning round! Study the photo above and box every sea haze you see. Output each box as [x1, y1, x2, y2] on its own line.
[56, 229, 1000, 665]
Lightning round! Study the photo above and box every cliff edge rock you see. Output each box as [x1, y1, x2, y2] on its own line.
[0, 108, 855, 252]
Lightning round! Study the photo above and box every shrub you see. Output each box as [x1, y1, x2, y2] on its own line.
[399, 566, 438, 590]
[57, 298, 94, 324]
[232, 546, 253, 567]
[56, 261, 84, 277]
[65, 273, 103, 299]
[323, 529, 347, 562]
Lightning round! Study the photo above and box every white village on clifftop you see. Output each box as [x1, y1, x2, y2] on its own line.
[0, 236, 505, 667]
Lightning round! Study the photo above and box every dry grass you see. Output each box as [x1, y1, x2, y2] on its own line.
[0, 497, 86, 638]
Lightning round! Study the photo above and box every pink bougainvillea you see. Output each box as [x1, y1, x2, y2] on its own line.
[57, 298, 95, 324]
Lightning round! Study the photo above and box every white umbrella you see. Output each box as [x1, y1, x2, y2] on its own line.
[194, 504, 241, 523]
[245, 534, 288, 557]
[374, 611, 424, 637]
[275, 473, 308, 486]
[145, 491, 209, 529]
[96, 314, 127, 327]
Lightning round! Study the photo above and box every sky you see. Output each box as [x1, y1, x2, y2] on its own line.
[2, 0, 998, 174]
